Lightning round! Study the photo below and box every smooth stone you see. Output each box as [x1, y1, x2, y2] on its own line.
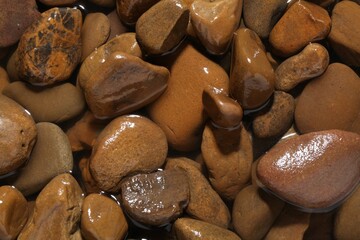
[116, 0, 160, 26]
[90, 115, 168, 192]
[81, 194, 128, 240]
[0, 95, 37, 176]
[252, 91, 295, 138]
[334, 186, 360, 239]
[269, 1, 331, 57]
[81, 13, 110, 61]
[78, 155, 101, 194]
[190, 0, 243, 55]
[202, 85, 243, 129]
[106, 10, 129, 41]
[243, 0, 288, 38]
[257, 129, 360, 210]
[165, 157, 230, 228]
[295, 63, 360, 134]
[0, 67, 10, 93]
[304, 212, 335, 240]
[120, 169, 189, 226]
[328, 1, 360, 67]
[136, 0, 189, 55]
[6, 50, 20, 82]
[232, 185, 284, 240]
[148, 43, 229, 152]
[275, 43, 329, 92]
[173, 218, 241, 240]
[38, 0, 78, 6]
[88, 0, 115, 7]
[18, 173, 83, 240]
[7, 122, 73, 197]
[0, 0, 40, 47]
[3, 81, 85, 123]
[230, 28, 275, 109]
[201, 123, 253, 200]
[0, 186, 28, 240]
[264, 205, 310, 240]
[16, 7, 82, 86]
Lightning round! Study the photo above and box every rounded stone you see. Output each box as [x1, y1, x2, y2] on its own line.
[38, 0, 78, 6]
[116, 0, 160, 26]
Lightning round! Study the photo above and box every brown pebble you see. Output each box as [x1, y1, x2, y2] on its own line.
[81, 194, 128, 240]
[106, 10, 129, 40]
[16, 7, 82, 86]
[6, 50, 20, 82]
[88, 0, 115, 7]
[116, 0, 160, 25]
[0, 95, 37, 176]
[0, 186, 28, 240]
[257, 129, 360, 210]
[120, 169, 189, 226]
[202, 85, 243, 128]
[78, 155, 101, 194]
[38, 0, 78, 6]
[90, 115, 168, 192]
[136, 0, 189, 55]
[304, 211, 335, 240]
[275, 43, 329, 92]
[0, 67, 10, 93]
[269, 1, 331, 57]
[230, 28, 275, 109]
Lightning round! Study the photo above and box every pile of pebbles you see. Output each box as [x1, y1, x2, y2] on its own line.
[0, 0, 359, 239]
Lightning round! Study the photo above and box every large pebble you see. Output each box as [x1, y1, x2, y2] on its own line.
[230, 28, 275, 109]
[0, 0, 40, 47]
[257, 129, 360, 210]
[7, 122, 73, 196]
[81, 194, 128, 240]
[0, 95, 37, 175]
[173, 218, 241, 240]
[0, 186, 28, 240]
[120, 169, 189, 226]
[269, 1, 331, 57]
[295, 63, 360, 134]
[328, 1, 360, 67]
[15, 8, 82, 86]
[275, 43, 329, 92]
[81, 52, 169, 119]
[136, 0, 189, 55]
[116, 0, 160, 25]
[3, 81, 85, 123]
[18, 173, 83, 240]
[190, 0, 243, 55]
[148, 43, 229, 152]
[201, 123, 253, 200]
[166, 157, 230, 228]
[90, 115, 168, 192]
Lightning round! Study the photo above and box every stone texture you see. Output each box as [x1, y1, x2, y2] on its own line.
[38, 0, 78, 6]
[116, 0, 160, 25]
[3, 81, 85, 123]
[90, 115, 168, 192]
[78, 155, 101, 194]
[106, 10, 129, 40]
[148, 43, 229, 152]
[88, 0, 116, 7]
[257, 129, 360, 210]
[303, 212, 335, 240]
[16, 8, 82, 86]
[0, 67, 10, 93]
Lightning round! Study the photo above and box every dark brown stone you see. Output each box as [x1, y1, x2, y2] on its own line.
[116, 0, 160, 25]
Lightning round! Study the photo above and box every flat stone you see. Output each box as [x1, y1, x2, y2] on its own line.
[257, 129, 360, 210]
[116, 0, 160, 25]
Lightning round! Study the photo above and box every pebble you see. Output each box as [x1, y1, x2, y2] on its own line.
[230, 28, 275, 109]
[120, 169, 189, 226]
[136, 0, 189, 55]
[88, 0, 116, 7]
[38, 0, 78, 6]
[328, 1, 360, 67]
[201, 123, 253, 200]
[275, 43, 329, 92]
[3, 81, 85, 123]
[90, 115, 168, 192]
[81, 194, 128, 240]
[243, 0, 288, 38]
[232, 185, 285, 240]
[304, 212, 334, 240]
[0, 95, 37, 176]
[0, 0, 41, 47]
[202, 85, 243, 128]
[269, 1, 331, 57]
[173, 218, 241, 240]
[116, 0, 160, 25]
[16, 7, 82, 86]
[252, 91, 295, 138]
[78, 155, 101, 194]
[0, 186, 28, 240]
[190, 0, 243, 55]
[295, 63, 360, 134]
[81, 51, 169, 119]
[0, 67, 10, 93]
[6, 50, 20, 82]
[18, 173, 83, 240]
[7, 122, 73, 197]
[256, 129, 360, 210]
[106, 10, 129, 40]
[148, 43, 229, 152]
[166, 157, 230, 228]
[81, 13, 111, 61]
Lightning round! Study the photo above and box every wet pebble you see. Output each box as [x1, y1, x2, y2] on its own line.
[38, 0, 78, 6]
